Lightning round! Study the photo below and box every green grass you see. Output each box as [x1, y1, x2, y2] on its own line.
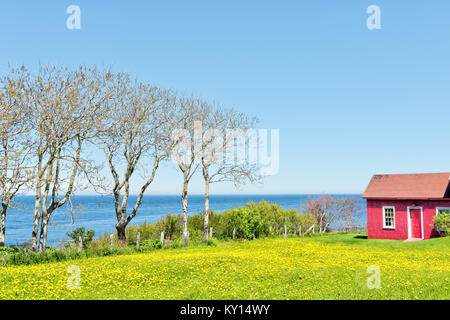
[0, 233, 448, 300]
[315, 232, 450, 249]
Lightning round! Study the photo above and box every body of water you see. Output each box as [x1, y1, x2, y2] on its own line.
[4, 194, 366, 246]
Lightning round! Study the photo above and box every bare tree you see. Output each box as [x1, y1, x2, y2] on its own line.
[27, 66, 112, 251]
[171, 96, 207, 245]
[301, 195, 359, 233]
[100, 75, 177, 244]
[200, 106, 261, 241]
[0, 66, 33, 246]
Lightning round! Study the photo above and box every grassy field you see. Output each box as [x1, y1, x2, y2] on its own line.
[0, 233, 448, 300]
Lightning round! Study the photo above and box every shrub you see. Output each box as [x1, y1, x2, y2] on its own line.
[125, 222, 157, 243]
[187, 213, 204, 232]
[163, 213, 182, 240]
[432, 212, 449, 237]
[66, 227, 95, 248]
[140, 239, 162, 249]
[187, 211, 221, 240]
[296, 213, 318, 235]
[218, 206, 260, 240]
[125, 214, 182, 244]
[0, 247, 20, 254]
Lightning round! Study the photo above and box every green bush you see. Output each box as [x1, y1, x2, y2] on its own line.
[66, 227, 95, 248]
[163, 213, 182, 240]
[87, 233, 114, 251]
[214, 201, 318, 239]
[187, 214, 204, 236]
[433, 212, 449, 237]
[126, 214, 183, 244]
[187, 211, 221, 241]
[183, 201, 319, 240]
[126, 222, 157, 243]
[0, 247, 20, 254]
[140, 239, 162, 249]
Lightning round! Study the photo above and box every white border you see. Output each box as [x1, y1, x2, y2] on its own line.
[382, 206, 395, 229]
[407, 206, 424, 239]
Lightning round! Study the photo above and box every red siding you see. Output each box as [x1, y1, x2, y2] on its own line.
[367, 200, 449, 240]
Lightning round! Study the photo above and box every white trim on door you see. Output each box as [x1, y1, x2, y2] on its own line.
[407, 206, 424, 240]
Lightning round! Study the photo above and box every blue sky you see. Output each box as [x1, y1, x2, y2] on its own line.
[0, 1, 449, 194]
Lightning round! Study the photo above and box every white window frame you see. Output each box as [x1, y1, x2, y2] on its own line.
[382, 206, 395, 229]
[436, 207, 450, 216]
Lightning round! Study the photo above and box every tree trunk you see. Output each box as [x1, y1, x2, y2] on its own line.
[38, 211, 51, 252]
[31, 185, 42, 252]
[31, 139, 44, 252]
[38, 218, 48, 252]
[203, 175, 210, 241]
[181, 180, 189, 245]
[38, 159, 54, 253]
[113, 183, 128, 246]
[114, 188, 128, 245]
[116, 224, 127, 244]
[0, 203, 7, 247]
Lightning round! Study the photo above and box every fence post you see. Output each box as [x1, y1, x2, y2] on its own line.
[209, 227, 213, 240]
[110, 234, 114, 253]
[78, 235, 83, 252]
[160, 231, 165, 247]
[284, 225, 287, 238]
[232, 228, 236, 240]
[136, 232, 140, 249]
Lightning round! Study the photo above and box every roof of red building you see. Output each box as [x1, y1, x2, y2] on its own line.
[362, 172, 450, 200]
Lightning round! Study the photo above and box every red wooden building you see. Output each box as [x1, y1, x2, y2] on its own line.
[363, 172, 450, 240]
